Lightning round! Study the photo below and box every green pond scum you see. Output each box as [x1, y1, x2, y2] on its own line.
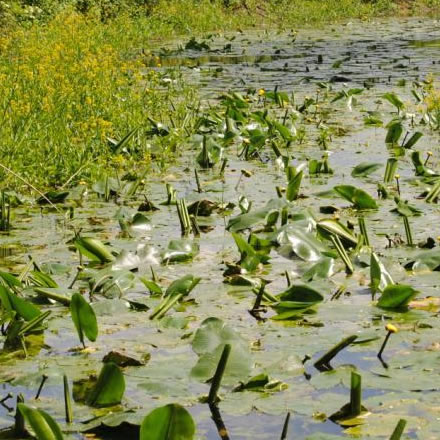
[3, 3, 440, 440]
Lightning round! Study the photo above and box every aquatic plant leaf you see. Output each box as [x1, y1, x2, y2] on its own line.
[231, 232, 270, 271]
[112, 245, 159, 271]
[405, 249, 440, 271]
[370, 253, 394, 294]
[70, 293, 98, 346]
[165, 275, 201, 297]
[233, 373, 287, 393]
[286, 170, 303, 202]
[364, 115, 383, 127]
[273, 121, 293, 141]
[128, 213, 152, 233]
[403, 132, 423, 149]
[377, 285, 417, 309]
[302, 257, 334, 281]
[191, 317, 251, 383]
[33, 287, 71, 306]
[351, 162, 382, 178]
[140, 278, 163, 295]
[0, 285, 40, 321]
[391, 198, 422, 217]
[410, 151, 439, 177]
[37, 191, 69, 205]
[317, 219, 357, 247]
[111, 127, 138, 153]
[140, 404, 195, 440]
[276, 284, 324, 308]
[196, 137, 222, 168]
[18, 404, 63, 440]
[385, 121, 403, 144]
[382, 92, 404, 111]
[333, 185, 378, 210]
[0, 271, 22, 289]
[162, 239, 199, 263]
[276, 227, 328, 262]
[74, 237, 115, 263]
[29, 271, 58, 288]
[227, 199, 287, 232]
[87, 362, 125, 407]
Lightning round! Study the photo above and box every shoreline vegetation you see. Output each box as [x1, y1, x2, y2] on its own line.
[0, 0, 439, 190]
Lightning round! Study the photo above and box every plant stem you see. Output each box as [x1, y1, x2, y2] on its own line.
[314, 335, 358, 371]
[194, 168, 202, 193]
[350, 371, 362, 417]
[378, 330, 392, 366]
[14, 394, 26, 438]
[280, 412, 291, 440]
[208, 344, 231, 404]
[390, 419, 407, 440]
[63, 374, 73, 424]
[35, 374, 48, 400]
[331, 234, 354, 274]
[358, 217, 370, 247]
[403, 216, 413, 246]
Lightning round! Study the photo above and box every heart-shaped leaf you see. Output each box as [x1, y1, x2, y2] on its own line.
[191, 317, 251, 384]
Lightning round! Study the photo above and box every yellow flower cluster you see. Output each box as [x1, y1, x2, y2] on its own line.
[0, 11, 167, 186]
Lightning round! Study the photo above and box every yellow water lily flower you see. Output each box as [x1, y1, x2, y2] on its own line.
[385, 323, 398, 333]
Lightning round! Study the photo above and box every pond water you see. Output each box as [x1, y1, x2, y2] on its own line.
[1, 18, 440, 440]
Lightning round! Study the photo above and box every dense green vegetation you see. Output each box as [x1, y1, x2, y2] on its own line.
[2, 3, 440, 439]
[1, 0, 439, 189]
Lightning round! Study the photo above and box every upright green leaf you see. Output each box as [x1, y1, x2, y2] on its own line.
[140, 404, 195, 440]
[377, 285, 417, 309]
[382, 93, 404, 112]
[70, 293, 98, 347]
[402, 132, 423, 149]
[286, 170, 303, 201]
[0, 286, 40, 321]
[18, 404, 63, 440]
[87, 362, 125, 407]
[370, 253, 394, 294]
[385, 121, 403, 144]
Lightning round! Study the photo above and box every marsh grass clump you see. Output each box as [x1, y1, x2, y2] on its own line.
[0, 12, 195, 188]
